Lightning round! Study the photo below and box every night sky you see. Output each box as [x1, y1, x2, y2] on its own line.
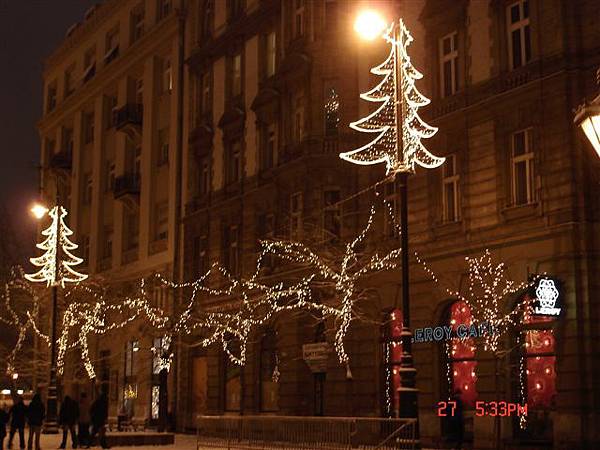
[0, 0, 98, 262]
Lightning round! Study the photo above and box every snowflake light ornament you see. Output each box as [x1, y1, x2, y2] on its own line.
[534, 278, 561, 316]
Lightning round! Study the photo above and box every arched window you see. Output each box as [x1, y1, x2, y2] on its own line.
[259, 328, 279, 412]
[447, 301, 478, 407]
[383, 308, 402, 417]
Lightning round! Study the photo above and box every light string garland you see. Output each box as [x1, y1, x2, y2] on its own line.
[340, 20, 444, 174]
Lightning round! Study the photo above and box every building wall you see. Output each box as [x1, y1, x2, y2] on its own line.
[181, 1, 600, 449]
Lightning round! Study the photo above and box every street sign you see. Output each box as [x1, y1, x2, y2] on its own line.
[302, 342, 330, 373]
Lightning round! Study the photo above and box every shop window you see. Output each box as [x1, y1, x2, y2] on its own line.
[383, 309, 402, 417]
[447, 301, 478, 407]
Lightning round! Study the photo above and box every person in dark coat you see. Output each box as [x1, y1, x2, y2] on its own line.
[58, 396, 79, 449]
[26, 394, 44, 450]
[90, 393, 109, 449]
[449, 389, 464, 450]
[77, 393, 91, 449]
[8, 396, 26, 450]
[0, 404, 9, 450]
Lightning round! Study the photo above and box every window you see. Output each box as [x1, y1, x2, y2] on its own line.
[62, 127, 74, 153]
[227, 0, 244, 21]
[83, 173, 93, 205]
[80, 235, 90, 263]
[103, 226, 113, 259]
[265, 31, 276, 78]
[135, 78, 144, 104]
[442, 154, 460, 222]
[225, 225, 239, 275]
[131, 4, 145, 43]
[323, 189, 341, 241]
[224, 342, 241, 411]
[199, 157, 210, 195]
[383, 180, 399, 237]
[124, 210, 139, 250]
[226, 140, 242, 184]
[45, 138, 56, 157]
[154, 201, 168, 241]
[198, 71, 212, 118]
[105, 162, 116, 192]
[257, 213, 275, 267]
[507, 0, 531, 69]
[439, 32, 458, 97]
[192, 236, 208, 277]
[293, 0, 305, 38]
[46, 81, 57, 113]
[64, 64, 76, 98]
[200, 0, 214, 38]
[157, 0, 172, 21]
[158, 128, 169, 166]
[104, 26, 120, 64]
[383, 309, 402, 417]
[125, 340, 139, 377]
[447, 301, 478, 408]
[260, 123, 276, 171]
[83, 47, 96, 83]
[105, 95, 117, 129]
[162, 57, 173, 93]
[289, 192, 303, 240]
[260, 329, 279, 412]
[293, 92, 305, 143]
[231, 52, 242, 98]
[511, 128, 535, 205]
[151, 386, 160, 420]
[83, 112, 95, 144]
[324, 88, 340, 136]
[152, 336, 168, 374]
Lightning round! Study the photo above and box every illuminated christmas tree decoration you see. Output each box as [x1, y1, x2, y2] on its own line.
[25, 206, 88, 287]
[340, 20, 444, 174]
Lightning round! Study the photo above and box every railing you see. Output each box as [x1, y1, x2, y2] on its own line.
[48, 149, 72, 170]
[113, 173, 141, 199]
[196, 415, 417, 450]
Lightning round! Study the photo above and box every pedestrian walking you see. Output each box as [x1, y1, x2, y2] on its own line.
[77, 393, 91, 449]
[90, 393, 109, 449]
[58, 396, 79, 449]
[25, 394, 44, 450]
[7, 396, 26, 450]
[0, 405, 9, 450]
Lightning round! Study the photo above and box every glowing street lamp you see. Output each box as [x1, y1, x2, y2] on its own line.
[354, 10, 387, 41]
[574, 68, 600, 159]
[31, 203, 49, 220]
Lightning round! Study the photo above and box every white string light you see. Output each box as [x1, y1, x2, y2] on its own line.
[340, 20, 444, 174]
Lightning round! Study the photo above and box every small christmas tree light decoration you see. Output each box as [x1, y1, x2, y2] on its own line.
[340, 20, 444, 174]
[25, 206, 88, 287]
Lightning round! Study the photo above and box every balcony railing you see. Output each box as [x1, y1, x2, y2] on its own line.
[113, 173, 141, 199]
[114, 104, 143, 136]
[48, 149, 72, 171]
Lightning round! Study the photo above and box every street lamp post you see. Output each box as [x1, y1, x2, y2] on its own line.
[27, 202, 88, 433]
[347, 11, 445, 429]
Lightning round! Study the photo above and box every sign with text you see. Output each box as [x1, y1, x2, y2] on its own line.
[533, 277, 562, 316]
[302, 342, 330, 373]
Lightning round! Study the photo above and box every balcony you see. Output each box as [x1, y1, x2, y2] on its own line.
[113, 173, 141, 209]
[48, 149, 72, 172]
[114, 104, 143, 140]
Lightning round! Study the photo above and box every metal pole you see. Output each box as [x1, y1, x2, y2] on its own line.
[392, 19, 419, 434]
[44, 283, 59, 433]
